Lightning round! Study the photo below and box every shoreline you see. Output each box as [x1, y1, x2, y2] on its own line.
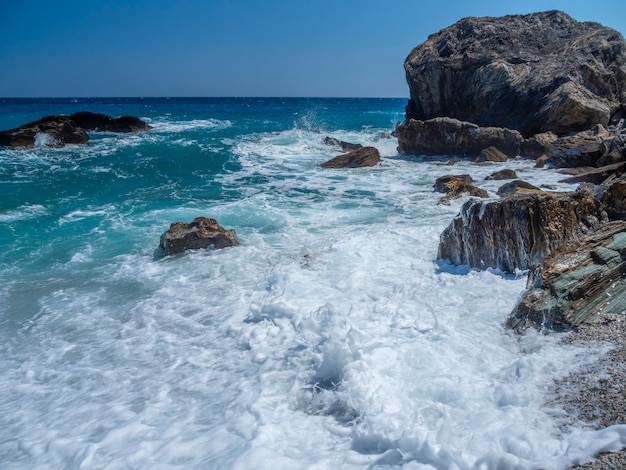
[549, 314, 626, 469]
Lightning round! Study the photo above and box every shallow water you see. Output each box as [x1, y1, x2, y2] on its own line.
[1, 98, 624, 469]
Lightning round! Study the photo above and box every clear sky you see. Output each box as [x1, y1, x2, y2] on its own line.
[1, 0, 625, 98]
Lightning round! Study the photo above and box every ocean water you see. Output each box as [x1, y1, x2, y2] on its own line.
[1, 97, 625, 470]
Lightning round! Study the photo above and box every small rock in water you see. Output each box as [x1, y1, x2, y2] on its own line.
[320, 146, 381, 168]
[158, 217, 239, 256]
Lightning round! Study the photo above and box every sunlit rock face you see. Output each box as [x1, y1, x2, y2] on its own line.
[401, 10, 626, 138]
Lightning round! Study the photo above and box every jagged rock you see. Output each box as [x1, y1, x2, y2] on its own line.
[474, 146, 508, 163]
[601, 177, 626, 219]
[507, 221, 626, 331]
[559, 162, 626, 184]
[485, 169, 518, 180]
[69, 112, 152, 133]
[320, 146, 381, 168]
[402, 11, 626, 138]
[0, 115, 89, 148]
[396, 117, 522, 156]
[159, 217, 239, 256]
[496, 180, 544, 197]
[434, 174, 488, 204]
[522, 124, 617, 167]
[437, 188, 607, 273]
[322, 136, 363, 152]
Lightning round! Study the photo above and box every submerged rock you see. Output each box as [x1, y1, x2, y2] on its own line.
[507, 221, 626, 331]
[0, 115, 89, 148]
[396, 117, 522, 157]
[437, 188, 607, 273]
[69, 112, 152, 133]
[320, 146, 381, 168]
[402, 10, 626, 137]
[158, 217, 239, 256]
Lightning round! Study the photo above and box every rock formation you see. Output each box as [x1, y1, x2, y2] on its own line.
[474, 146, 508, 163]
[437, 187, 607, 273]
[396, 117, 522, 157]
[159, 217, 239, 256]
[401, 10, 626, 137]
[433, 174, 488, 204]
[0, 115, 89, 148]
[485, 169, 518, 180]
[495, 180, 543, 197]
[69, 112, 152, 133]
[507, 221, 626, 331]
[320, 146, 381, 168]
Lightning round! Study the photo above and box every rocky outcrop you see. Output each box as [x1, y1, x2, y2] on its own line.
[559, 162, 626, 184]
[433, 174, 488, 204]
[485, 169, 518, 180]
[402, 10, 626, 138]
[507, 221, 626, 331]
[437, 187, 607, 273]
[159, 217, 239, 256]
[496, 180, 543, 197]
[69, 112, 152, 133]
[521, 124, 626, 167]
[474, 146, 508, 163]
[320, 146, 381, 168]
[322, 137, 363, 152]
[396, 117, 522, 156]
[0, 115, 89, 148]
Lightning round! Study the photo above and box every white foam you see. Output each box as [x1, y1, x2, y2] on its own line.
[0, 125, 618, 469]
[147, 118, 232, 133]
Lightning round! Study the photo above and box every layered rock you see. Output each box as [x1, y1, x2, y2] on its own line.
[485, 169, 518, 180]
[402, 10, 626, 137]
[69, 112, 152, 133]
[0, 115, 89, 148]
[495, 180, 543, 197]
[396, 117, 522, 156]
[159, 217, 239, 256]
[507, 221, 626, 331]
[437, 188, 607, 273]
[320, 146, 381, 168]
[474, 146, 508, 163]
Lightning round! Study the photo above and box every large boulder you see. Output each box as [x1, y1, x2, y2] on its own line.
[69, 112, 152, 133]
[396, 117, 522, 156]
[159, 217, 239, 256]
[320, 146, 381, 168]
[0, 115, 89, 148]
[507, 221, 626, 331]
[402, 11, 626, 138]
[437, 187, 607, 273]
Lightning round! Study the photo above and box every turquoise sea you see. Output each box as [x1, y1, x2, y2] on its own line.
[1, 98, 624, 469]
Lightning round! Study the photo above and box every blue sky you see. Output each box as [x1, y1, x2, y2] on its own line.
[1, 0, 625, 98]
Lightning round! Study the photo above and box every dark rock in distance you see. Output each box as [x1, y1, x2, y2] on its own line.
[396, 117, 522, 156]
[402, 10, 626, 137]
[70, 112, 152, 133]
[0, 115, 89, 148]
[159, 217, 239, 256]
[485, 169, 518, 180]
[322, 136, 363, 152]
[437, 188, 607, 273]
[320, 146, 381, 169]
[507, 221, 626, 331]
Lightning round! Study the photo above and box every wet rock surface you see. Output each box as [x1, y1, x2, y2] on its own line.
[433, 174, 488, 204]
[69, 112, 152, 133]
[158, 217, 239, 256]
[0, 115, 89, 148]
[320, 146, 381, 168]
